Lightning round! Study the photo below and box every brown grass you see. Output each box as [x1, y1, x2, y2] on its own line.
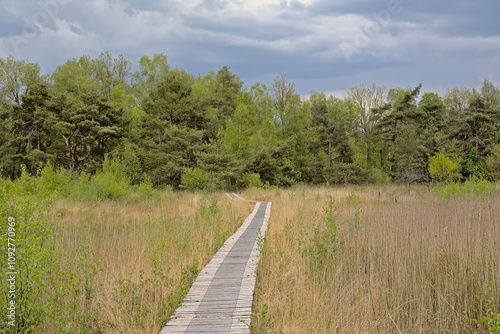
[247, 185, 500, 333]
[50, 191, 252, 333]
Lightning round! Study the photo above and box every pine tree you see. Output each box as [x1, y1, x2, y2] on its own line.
[375, 84, 429, 183]
[10, 83, 53, 175]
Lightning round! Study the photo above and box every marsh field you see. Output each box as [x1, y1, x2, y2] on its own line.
[246, 185, 500, 333]
[1, 182, 500, 333]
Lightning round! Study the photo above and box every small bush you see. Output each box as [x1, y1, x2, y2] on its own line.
[66, 173, 94, 201]
[247, 173, 262, 188]
[17, 164, 39, 195]
[91, 173, 129, 200]
[302, 194, 344, 277]
[180, 168, 209, 191]
[428, 149, 462, 183]
[38, 164, 72, 197]
[66, 156, 131, 201]
[3, 158, 136, 202]
[138, 174, 155, 197]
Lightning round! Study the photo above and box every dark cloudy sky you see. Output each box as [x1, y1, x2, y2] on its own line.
[1, 0, 499, 96]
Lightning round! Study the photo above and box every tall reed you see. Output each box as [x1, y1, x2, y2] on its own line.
[249, 185, 500, 333]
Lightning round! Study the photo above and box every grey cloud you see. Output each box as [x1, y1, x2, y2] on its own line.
[181, 13, 310, 44]
[0, 0, 499, 96]
[195, 0, 231, 12]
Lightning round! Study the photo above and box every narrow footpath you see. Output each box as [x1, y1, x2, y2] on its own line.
[159, 194, 271, 334]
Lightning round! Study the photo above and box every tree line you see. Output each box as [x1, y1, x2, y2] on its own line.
[1, 52, 499, 190]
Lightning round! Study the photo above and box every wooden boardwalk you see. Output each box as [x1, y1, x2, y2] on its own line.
[159, 194, 271, 334]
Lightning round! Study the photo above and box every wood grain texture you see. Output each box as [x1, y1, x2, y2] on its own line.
[159, 196, 271, 334]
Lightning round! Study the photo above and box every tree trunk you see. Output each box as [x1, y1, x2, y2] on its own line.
[475, 125, 479, 152]
[61, 133, 76, 171]
[327, 139, 332, 184]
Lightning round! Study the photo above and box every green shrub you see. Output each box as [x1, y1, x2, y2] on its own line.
[247, 173, 262, 188]
[368, 168, 392, 184]
[66, 173, 94, 202]
[180, 168, 209, 191]
[2, 157, 135, 202]
[0, 180, 104, 332]
[38, 164, 72, 197]
[428, 149, 462, 183]
[302, 195, 344, 277]
[138, 174, 155, 197]
[91, 172, 129, 200]
[465, 148, 488, 180]
[0, 186, 59, 332]
[486, 144, 500, 181]
[17, 165, 39, 195]
[119, 143, 144, 185]
[68, 156, 131, 201]
[432, 178, 497, 200]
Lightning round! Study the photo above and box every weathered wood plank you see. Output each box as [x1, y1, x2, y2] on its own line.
[159, 197, 271, 334]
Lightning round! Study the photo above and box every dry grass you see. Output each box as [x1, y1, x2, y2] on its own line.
[247, 185, 500, 333]
[50, 191, 252, 333]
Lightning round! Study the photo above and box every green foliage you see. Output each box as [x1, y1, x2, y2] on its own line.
[140, 68, 207, 186]
[428, 149, 462, 183]
[486, 144, 500, 181]
[167, 263, 199, 312]
[348, 191, 364, 232]
[376, 85, 430, 181]
[181, 168, 209, 191]
[302, 195, 344, 276]
[245, 142, 296, 187]
[246, 173, 262, 188]
[16, 164, 41, 195]
[250, 303, 276, 333]
[0, 56, 42, 125]
[368, 168, 392, 184]
[476, 282, 500, 334]
[432, 178, 497, 200]
[38, 164, 72, 197]
[449, 96, 497, 161]
[1, 54, 500, 189]
[332, 162, 364, 184]
[61, 155, 131, 201]
[214, 66, 243, 118]
[138, 174, 155, 197]
[0, 182, 71, 332]
[465, 147, 488, 180]
[118, 143, 144, 185]
[91, 155, 130, 200]
[2, 157, 160, 205]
